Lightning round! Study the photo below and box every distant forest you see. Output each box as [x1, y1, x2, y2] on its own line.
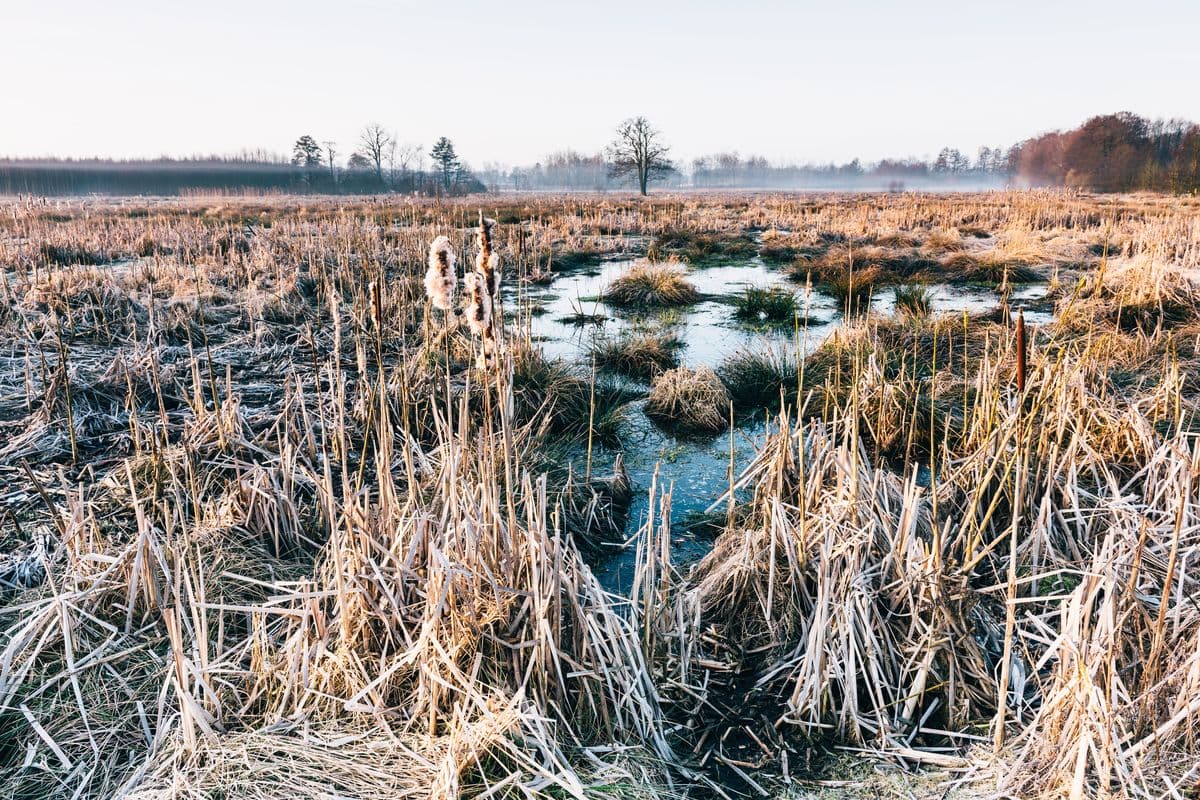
[3, 112, 1199, 196]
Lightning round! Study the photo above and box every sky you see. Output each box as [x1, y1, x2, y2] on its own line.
[3, 0, 1198, 168]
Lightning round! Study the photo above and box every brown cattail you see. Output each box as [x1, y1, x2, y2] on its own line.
[462, 272, 491, 337]
[475, 215, 501, 297]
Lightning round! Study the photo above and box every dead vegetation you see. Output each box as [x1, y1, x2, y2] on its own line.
[2, 191, 1200, 800]
[603, 259, 700, 307]
[645, 366, 731, 434]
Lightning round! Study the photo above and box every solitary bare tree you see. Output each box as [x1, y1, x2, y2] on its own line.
[358, 123, 394, 185]
[606, 116, 674, 195]
[322, 140, 338, 186]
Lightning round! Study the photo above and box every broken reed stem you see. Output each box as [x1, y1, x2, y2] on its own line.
[586, 355, 597, 481]
[54, 327, 77, 464]
[1015, 307, 1027, 401]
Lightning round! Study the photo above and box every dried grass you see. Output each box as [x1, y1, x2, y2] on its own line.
[604, 260, 699, 307]
[645, 367, 731, 434]
[4, 192, 1200, 800]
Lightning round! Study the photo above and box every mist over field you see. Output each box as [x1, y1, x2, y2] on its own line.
[3, 111, 1199, 196]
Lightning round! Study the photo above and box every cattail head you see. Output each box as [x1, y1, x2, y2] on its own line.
[424, 235, 457, 311]
[463, 271, 492, 336]
[476, 216, 497, 253]
[474, 249, 502, 295]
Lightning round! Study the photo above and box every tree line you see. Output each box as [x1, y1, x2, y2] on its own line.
[287, 126, 484, 195]
[0, 127, 485, 197]
[3, 112, 1199, 196]
[1012, 112, 1200, 193]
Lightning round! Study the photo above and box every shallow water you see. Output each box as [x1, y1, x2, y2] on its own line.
[509, 253, 1051, 592]
[520, 256, 828, 367]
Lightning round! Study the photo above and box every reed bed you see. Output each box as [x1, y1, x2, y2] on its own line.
[3, 191, 1200, 799]
[641, 255, 1200, 797]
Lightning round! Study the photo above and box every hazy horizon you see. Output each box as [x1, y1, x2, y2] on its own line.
[5, 0, 1199, 168]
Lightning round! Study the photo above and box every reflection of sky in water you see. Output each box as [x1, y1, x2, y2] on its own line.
[505, 253, 1052, 592]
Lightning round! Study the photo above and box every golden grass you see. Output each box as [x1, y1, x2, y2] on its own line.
[3, 191, 1200, 799]
[603, 259, 700, 307]
[645, 366, 731, 433]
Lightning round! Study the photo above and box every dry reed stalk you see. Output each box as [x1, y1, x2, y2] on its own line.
[3, 193, 1200, 799]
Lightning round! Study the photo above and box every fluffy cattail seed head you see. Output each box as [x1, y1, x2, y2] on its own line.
[463, 272, 492, 336]
[474, 249, 502, 295]
[424, 236, 458, 311]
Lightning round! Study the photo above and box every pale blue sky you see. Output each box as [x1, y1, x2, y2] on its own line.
[4, 0, 1197, 167]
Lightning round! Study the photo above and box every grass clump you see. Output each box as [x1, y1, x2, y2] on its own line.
[922, 228, 965, 253]
[793, 243, 936, 284]
[604, 260, 699, 307]
[717, 347, 799, 411]
[826, 265, 881, 314]
[652, 228, 757, 262]
[758, 242, 801, 264]
[645, 366, 731, 434]
[510, 348, 631, 442]
[941, 251, 1043, 284]
[733, 285, 797, 324]
[892, 284, 933, 317]
[591, 329, 682, 379]
[939, 230, 1050, 284]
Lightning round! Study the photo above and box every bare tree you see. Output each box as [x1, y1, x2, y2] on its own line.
[358, 123, 394, 185]
[391, 142, 422, 190]
[606, 116, 674, 195]
[322, 140, 338, 186]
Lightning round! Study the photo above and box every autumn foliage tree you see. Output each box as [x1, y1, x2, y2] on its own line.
[1014, 112, 1200, 193]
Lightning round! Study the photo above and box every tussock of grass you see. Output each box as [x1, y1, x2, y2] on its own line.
[590, 329, 681, 379]
[757, 229, 808, 264]
[552, 249, 606, 270]
[604, 260, 699, 307]
[940, 250, 1043, 283]
[733, 285, 797, 324]
[872, 231, 922, 249]
[717, 347, 799, 411]
[892, 284, 933, 317]
[645, 366, 731, 433]
[938, 229, 1052, 284]
[792, 244, 937, 285]
[652, 228, 756, 262]
[510, 347, 630, 442]
[825, 265, 881, 314]
[921, 228, 965, 253]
